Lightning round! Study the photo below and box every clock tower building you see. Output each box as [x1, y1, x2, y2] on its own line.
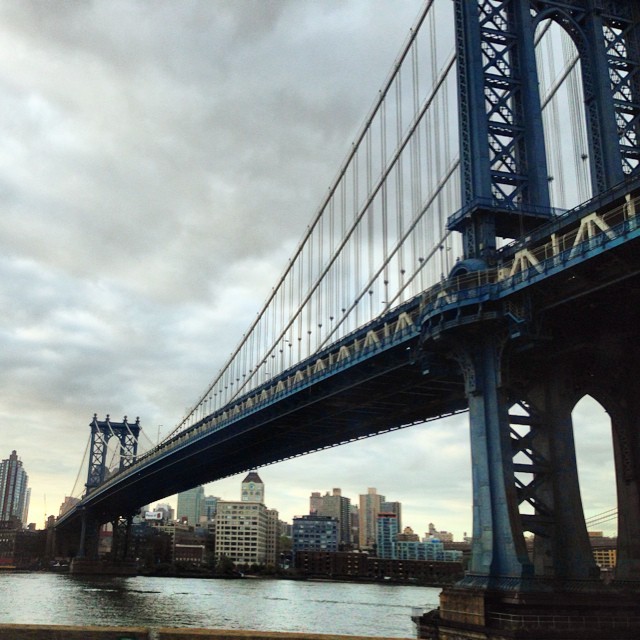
[241, 471, 264, 503]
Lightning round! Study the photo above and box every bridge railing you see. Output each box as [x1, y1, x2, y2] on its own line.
[418, 192, 640, 322]
[488, 611, 640, 630]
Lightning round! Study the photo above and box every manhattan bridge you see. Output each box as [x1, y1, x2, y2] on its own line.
[57, 1, 640, 637]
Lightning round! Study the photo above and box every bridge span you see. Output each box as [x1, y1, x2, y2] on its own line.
[58, 176, 640, 554]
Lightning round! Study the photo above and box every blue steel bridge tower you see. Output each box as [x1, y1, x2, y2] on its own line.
[416, 1, 640, 636]
[76, 414, 141, 561]
[85, 414, 141, 493]
[416, 1, 640, 638]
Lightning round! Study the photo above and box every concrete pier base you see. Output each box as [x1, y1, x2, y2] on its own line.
[413, 584, 640, 639]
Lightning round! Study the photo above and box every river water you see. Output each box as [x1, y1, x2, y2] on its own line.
[0, 573, 439, 637]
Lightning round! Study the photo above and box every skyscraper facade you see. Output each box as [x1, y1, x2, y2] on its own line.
[214, 501, 270, 566]
[203, 495, 220, 521]
[381, 501, 402, 533]
[309, 491, 322, 514]
[176, 485, 204, 525]
[350, 505, 360, 546]
[265, 508, 280, 566]
[316, 488, 352, 548]
[359, 487, 384, 549]
[0, 451, 30, 526]
[376, 512, 399, 559]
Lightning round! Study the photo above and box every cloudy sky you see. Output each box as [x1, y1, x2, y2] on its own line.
[0, 0, 616, 540]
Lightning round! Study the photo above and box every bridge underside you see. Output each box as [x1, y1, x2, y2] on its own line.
[58, 342, 467, 542]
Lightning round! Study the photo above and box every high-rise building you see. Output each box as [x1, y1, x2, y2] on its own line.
[265, 508, 280, 566]
[177, 486, 204, 525]
[309, 491, 322, 514]
[381, 501, 402, 533]
[241, 471, 264, 503]
[316, 488, 352, 548]
[350, 505, 359, 546]
[376, 512, 399, 559]
[214, 474, 278, 568]
[203, 495, 220, 521]
[359, 488, 385, 549]
[0, 451, 30, 526]
[292, 515, 338, 561]
[214, 501, 265, 566]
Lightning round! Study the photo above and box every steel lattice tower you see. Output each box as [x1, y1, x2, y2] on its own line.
[449, 0, 640, 585]
[85, 414, 141, 494]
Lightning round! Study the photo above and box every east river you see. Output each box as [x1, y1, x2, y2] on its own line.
[0, 573, 440, 637]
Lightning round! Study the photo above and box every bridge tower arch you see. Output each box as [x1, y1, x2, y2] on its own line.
[572, 355, 640, 581]
[85, 414, 141, 494]
[530, 1, 640, 193]
[452, 0, 640, 264]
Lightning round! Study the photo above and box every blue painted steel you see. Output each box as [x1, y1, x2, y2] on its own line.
[453, 0, 552, 258]
[453, 0, 639, 259]
[85, 415, 141, 493]
[530, 0, 640, 188]
[58, 180, 640, 538]
[461, 333, 534, 579]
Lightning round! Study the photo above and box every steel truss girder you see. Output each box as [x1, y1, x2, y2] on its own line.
[510, 402, 556, 536]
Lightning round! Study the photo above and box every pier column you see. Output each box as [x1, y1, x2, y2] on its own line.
[454, 332, 604, 583]
[454, 330, 533, 582]
[77, 509, 88, 559]
[612, 402, 640, 580]
[75, 509, 100, 561]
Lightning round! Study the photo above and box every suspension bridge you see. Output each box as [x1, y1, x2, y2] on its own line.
[54, 1, 640, 637]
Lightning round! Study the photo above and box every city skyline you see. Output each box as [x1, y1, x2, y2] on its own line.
[168, 474, 465, 540]
[0, 1, 617, 541]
